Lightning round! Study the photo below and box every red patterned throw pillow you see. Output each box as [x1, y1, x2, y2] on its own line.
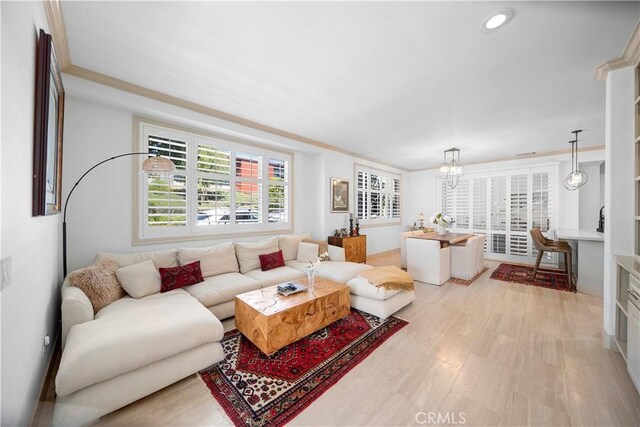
[159, 261, 204, 292]
[258, 250, 285, 271]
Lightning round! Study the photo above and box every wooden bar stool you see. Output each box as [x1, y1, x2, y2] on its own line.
[529, 227, 575, 291]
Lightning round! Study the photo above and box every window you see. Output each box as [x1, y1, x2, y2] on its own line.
[136, 120, 292, 242]
[356, 166, 401, 224]
[438, 165, 556, 263]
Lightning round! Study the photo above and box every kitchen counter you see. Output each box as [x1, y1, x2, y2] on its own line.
[556, 228, 604, 242]
[555, 229, 604, 297]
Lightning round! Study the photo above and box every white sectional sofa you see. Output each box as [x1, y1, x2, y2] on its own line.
[54, 233, 414, 426]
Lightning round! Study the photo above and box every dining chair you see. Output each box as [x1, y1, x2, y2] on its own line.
[475, 234, 486, 275]
[529, 227, 574, 289]
[399, 230, 425, 269]
[406, 238, 451, 286]
[451, 236, 481, 280]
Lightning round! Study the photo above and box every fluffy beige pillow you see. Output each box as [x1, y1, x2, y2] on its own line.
[297, 242, 320, 263]
[178, 242, 239, 277]
[67, 259, 125, 313]
[278, 233, 312, 261]
[235, 237, 279, 273]
[115, 260, 161, 298]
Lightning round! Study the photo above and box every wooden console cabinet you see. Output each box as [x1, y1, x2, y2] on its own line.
[328, 235, 367, 263]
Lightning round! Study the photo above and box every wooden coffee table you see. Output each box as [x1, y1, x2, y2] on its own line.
[235, 278, 350, 355]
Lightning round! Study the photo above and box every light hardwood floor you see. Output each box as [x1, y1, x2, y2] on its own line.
[38, 251, 640, 426]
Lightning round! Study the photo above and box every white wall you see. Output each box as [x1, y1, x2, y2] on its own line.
[604, 67, 635, 338]
[578, 161, 605, 230]
[63, 84, 408, 270]
[405, 170, 439, 227]
[1, 2, 62, 425]
[0, 0, 4, 418]
[318, 152, 409, 255]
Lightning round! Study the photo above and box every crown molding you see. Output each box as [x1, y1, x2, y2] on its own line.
[407, 144, 605, 172]
[43, 0, 71, 71]
[595, 20, 640, 80]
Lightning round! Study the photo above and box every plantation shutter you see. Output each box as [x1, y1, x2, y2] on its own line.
[196, 145, 231, 226]
[147, 134, 188, 227]
[357, 170, 369, 219]
[472, 178, 488, 231]
[489, 176, 507, 255]
[532, 171, 554, 263]
[455, 178, 470, 230]
[355, 167, 401, 222]
[532, 172, 552, 231]
[268, 158, 289, 223]
[509, 174, 529, 257]
[440, 180, 454, 228]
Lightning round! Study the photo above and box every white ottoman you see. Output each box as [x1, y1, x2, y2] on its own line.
[346, 276, 415, 319]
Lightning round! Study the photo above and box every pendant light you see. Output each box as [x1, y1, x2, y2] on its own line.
[439, 147, 464, 189]
[563, 129, 588, 191]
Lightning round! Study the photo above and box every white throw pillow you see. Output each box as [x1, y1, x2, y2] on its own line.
[115, 260, 161, 298]
[278, 233, 311, 261]
[179, 242, 239, 278]
[297, 242, 320, 263]
[235, 237, 280, 273]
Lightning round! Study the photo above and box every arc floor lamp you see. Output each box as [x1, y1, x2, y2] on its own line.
[63, 152, 175, 276]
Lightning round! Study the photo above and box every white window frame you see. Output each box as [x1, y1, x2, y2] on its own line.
[354, 164, 402, 226]
[437, 163, 559, 264]
[133, 117, 293, 244]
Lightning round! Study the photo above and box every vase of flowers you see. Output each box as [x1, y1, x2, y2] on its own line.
[430, 212, 452, 235]
[307, 251, 329, 291]
[306, 268, 317, 290]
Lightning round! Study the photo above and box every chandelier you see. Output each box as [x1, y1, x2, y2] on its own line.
[563, 130, 588, 191]
[439, 147, 463, 189]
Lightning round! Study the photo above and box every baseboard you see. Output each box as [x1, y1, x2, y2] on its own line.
[30, 330, 61, 427]
[367, 248, 400, 259]
[602, 331, 617, 352]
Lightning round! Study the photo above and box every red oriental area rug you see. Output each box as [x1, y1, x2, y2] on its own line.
[200, 309, 408, 426]
[490, 262, 575, 292]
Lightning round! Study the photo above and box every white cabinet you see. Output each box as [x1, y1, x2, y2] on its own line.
[628, 293, 640, 391]
[615, 257, 640, 394]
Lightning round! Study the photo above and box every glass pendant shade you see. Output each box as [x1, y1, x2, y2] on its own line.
[563, 130, 588, 191]
[142, 154, 176, 177]
[439, 148, 463, 189]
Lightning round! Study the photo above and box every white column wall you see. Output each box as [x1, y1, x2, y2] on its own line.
[604, 67, 635, 338]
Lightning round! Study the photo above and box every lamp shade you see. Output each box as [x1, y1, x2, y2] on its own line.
[142, 155, 175, 177]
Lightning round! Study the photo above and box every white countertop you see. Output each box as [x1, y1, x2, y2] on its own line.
[615, 255, 640, 279]
[556, 228, 605, 242]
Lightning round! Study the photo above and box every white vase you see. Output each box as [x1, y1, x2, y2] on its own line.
[306, 268, 316, 291]
[436, 224, 446, 235]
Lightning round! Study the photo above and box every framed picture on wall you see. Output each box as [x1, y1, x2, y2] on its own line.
[32, 29, 65, 216]
[331, 178, 350, 213]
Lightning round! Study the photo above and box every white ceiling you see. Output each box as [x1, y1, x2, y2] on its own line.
[61, 1, 638, 170]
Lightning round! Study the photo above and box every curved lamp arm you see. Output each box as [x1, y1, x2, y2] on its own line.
[63, 152, 151, 276]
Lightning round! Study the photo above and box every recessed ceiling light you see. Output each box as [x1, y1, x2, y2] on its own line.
[482, 9, 513, 32]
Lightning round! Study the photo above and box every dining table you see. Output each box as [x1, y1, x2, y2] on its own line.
[408, 232, 475, 248]
[405, 231, 476, 285]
